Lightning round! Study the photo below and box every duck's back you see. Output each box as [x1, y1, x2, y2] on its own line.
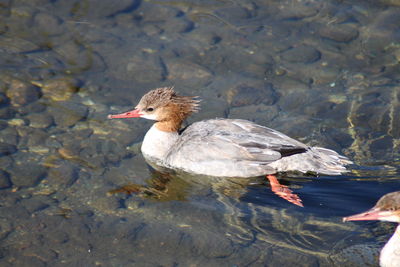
[164, 118, 351, 177]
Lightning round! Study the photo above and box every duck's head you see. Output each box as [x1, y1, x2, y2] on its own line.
[108, 87, 200, 131]
[343, 191, 400, 223]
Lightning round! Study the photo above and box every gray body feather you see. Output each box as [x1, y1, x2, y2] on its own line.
[159, 119, 352, 177]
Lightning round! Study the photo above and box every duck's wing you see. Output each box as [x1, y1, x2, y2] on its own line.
[220, 119, 309, 157]
[168, 119, 308, 164]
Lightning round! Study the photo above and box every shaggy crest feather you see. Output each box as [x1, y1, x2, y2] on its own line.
[136, 87, 200, 116]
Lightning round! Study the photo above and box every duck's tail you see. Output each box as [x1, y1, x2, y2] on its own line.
[307, 147, 353, 175]
[269, 146, 353, 175]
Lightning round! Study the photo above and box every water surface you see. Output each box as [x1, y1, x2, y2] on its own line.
[0, 0, 399, 266]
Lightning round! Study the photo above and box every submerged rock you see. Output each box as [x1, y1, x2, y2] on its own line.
[19, 195, 51, 213]
[378, 0, 400, 6]
[124, 53, 166, 83]
[277, 2, 319, 20]
[6, 79, 41, 107]
[230, 83, 277, 107]
[17, 102, 47, 115]
[33, 12, 64, 36]
[162, 17, 194, 34]
[48, 102, 88, 127]
[281, 45, 321, 63]
[47, 163, 79, 188]
[26, 113, 54, 129]
[9, 163, 47, 187]
[0, 170, 12, 189]
[166, 59, 213, 86]
[33, 77, 79, 102]
[0, 127, 18, 146]
[0, 92, 9, 107]
[319, 24, 359, 43]
[0, 107, 14, 120]
[0, 142, 16, 157]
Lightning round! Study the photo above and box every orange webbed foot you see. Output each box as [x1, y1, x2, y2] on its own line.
[266, 175, 303, 207]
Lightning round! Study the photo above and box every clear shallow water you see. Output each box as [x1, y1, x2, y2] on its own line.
[0, 0, 399, 266]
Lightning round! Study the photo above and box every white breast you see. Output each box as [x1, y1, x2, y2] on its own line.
[141, 124, 179, 163]
[380, 225, 400, 267]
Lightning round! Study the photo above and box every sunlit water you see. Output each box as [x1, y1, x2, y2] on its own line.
[0, 0, 399, 266]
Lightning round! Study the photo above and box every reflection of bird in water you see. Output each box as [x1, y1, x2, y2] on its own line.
[108, 166, 257, 202]
[108, 170, 195, 202]
[108, 87, 352, 207]
[343, 191, 400, 267]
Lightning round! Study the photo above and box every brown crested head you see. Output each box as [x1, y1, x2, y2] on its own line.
[137, 87, 199, 112]
[136, 87, 200, 131]
[108, 87, 200, 131]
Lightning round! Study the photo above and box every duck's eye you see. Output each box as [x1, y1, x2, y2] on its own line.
[146, 107, 154, 112]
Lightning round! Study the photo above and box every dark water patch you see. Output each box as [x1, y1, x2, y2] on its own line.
[0, 142, 16, 157]
[0, 170, 11, 189]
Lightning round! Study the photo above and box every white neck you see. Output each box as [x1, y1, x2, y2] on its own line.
[380, 224, 400, 267]
[141, 124, 179, 163]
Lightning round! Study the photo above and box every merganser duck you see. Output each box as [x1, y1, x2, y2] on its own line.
[343, 191, 400, 267]
[108, 87, 352, 207]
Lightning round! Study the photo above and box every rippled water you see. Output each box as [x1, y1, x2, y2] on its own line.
[0, 0, 399, 266]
